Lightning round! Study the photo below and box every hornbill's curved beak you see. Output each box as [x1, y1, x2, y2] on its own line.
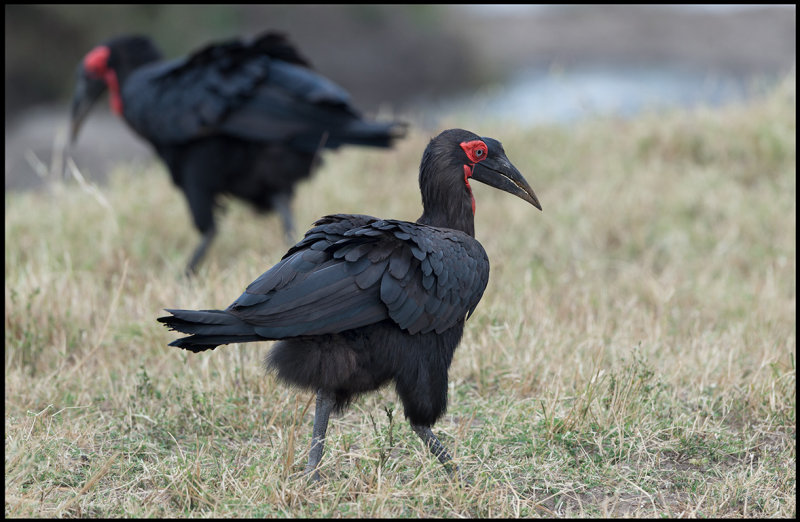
[69, 67, 107, 145]
[471, 137, 542, 211]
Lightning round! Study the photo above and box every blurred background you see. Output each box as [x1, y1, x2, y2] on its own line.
[4, 4, 796, 191]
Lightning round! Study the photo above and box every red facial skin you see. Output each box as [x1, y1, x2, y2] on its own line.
[459, 139, 488, 215]
[83, 46, 123, 115]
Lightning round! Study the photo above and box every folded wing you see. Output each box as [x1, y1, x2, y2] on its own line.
[227, 214, 491, 338]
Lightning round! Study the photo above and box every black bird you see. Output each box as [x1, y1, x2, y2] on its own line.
[69, 32, 406, 274]
[158, 128, 541, 480]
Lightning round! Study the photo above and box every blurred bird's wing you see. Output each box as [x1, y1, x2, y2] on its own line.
[122, 32, 403, 150]
[226, 214, 490, 338]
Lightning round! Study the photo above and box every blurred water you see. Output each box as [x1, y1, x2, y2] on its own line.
[425, 66, 768, 127]
[466, 4, 790, 16]
[429, 3, 793, 127]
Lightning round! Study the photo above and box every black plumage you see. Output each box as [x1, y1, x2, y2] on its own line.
[158, 128, 542, 480]
[69, 32, 406, 274]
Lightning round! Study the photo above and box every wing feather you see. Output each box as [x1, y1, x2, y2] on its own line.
[122, 33, 402, 149]
[221, 214, 489, 338]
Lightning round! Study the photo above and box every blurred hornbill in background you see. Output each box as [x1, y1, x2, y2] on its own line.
[158, 128, 542, 481]
[69, 32, 407, 274]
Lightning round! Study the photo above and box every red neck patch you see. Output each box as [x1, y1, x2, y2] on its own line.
[463, 164, 476, 215]
[105, 71, 123, 115]
[83, 46, 123, 115]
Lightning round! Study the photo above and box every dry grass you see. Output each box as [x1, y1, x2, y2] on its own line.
[5, 75, 795, 517]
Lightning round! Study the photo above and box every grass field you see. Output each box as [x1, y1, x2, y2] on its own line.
[5, 75, 795, 517]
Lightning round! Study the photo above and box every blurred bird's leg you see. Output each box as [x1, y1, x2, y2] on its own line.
[182, 180, 218, 276]
[411, 424, 460, 477]
[272, 192, 296, 245]
[305, 389, 335, 482]
[185, 226, 216, 277]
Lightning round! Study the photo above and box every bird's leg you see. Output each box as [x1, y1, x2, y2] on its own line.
[271, 192, 296, 246]
[185, 226, 216, 277]
[305, 389, 335, 481]
[411, 423, 459, 475]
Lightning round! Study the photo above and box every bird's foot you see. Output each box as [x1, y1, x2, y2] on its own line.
[304, 466, 321, 483]
[445, 463, 473, 487]
[288, 466, 322, 484]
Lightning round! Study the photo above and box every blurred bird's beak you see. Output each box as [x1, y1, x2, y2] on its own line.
[471, 140, 542, 211]
[69, 68, 107, 145]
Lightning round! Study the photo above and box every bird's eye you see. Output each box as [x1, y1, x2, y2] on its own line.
[459, 140, 488, 163]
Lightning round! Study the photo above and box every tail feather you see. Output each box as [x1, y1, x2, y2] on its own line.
[329, 119, 408, 148]
[157, 309, 263, 352]
[292, 120, 408, 152]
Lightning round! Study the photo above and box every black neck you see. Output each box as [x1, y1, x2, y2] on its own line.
[416, 168, 476, 237]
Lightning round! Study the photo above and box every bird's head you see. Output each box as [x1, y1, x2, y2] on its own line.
[70, 35, 161, 144]
[418, 129, 541, 235]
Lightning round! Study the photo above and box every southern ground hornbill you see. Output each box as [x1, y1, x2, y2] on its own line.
[158, 128, 542, 480]
[69, 32, 406, 274]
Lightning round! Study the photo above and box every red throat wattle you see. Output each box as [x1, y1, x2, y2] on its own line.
[106, 72, 123, 115]
[84, 46, 123, 116]
[463, 164, 475, 215]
